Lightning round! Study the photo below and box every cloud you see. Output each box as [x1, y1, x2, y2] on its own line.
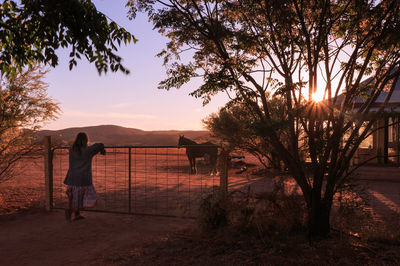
[108, 102, 134, 108]
[63, 109, 157, 120]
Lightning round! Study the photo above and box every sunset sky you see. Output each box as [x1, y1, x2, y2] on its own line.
[43, 0, 228, 131]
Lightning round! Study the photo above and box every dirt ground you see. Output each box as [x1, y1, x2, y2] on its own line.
[0, 210, 193, 265]
[0, 161, 399, 265]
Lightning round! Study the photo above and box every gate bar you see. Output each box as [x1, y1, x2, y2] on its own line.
[44, 136, 53, 211]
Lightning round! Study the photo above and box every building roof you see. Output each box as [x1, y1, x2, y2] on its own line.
[333, 76, 400, 113]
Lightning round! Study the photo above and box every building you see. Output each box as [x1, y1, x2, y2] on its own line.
[345, 78, 400, 165]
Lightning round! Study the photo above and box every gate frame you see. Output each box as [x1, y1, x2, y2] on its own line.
[43, 136, 229, 213]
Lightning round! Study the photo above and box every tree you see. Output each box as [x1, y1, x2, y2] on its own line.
[0, 67, 59, 183]
[128, 0, 400, 237]
[0, 0, 136, 76]
[203, 96, 291, 170]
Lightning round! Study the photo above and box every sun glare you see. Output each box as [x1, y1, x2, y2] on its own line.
[312, 90, 325, 103]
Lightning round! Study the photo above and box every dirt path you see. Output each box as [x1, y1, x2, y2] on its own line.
[0, 210, 193, 265]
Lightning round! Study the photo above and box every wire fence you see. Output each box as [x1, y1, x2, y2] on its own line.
[51, 146, 223, 218]
[3, 140, 400, 224]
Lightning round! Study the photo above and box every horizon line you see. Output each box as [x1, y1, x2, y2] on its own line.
[40, 124, 209, 132]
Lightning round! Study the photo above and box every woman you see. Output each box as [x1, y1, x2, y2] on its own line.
[64, 132, 105, 221]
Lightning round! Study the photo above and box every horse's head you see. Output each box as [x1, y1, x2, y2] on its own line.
[178, 135, 196, 147]
[178, 135, 185, 147]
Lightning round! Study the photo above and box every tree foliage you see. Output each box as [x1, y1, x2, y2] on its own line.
[129, 0, 400, 237]
[0, 67, 59, 183]
[0, 0, 136, 76]
[203, 96, 292, 170]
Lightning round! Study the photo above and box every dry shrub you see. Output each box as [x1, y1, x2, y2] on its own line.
[197, 188, 230, 230]
[197, 176, 308, 236]
[331, 179, 400, 247]
[362, 213, 400, 246]
[245, 176, 307, 235]
[331, 180, 371, 237]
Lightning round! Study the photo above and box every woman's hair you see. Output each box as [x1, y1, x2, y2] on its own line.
[72, 132, 88, 153]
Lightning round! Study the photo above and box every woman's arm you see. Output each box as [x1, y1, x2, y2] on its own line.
[87, 143, 105, 156]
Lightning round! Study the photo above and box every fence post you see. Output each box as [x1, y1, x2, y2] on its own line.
[219, 149, 229, 192]
[44, 136, 53, 211]
[128, 147, 132, 214]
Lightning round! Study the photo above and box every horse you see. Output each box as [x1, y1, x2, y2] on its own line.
[178, 135, 218, 175]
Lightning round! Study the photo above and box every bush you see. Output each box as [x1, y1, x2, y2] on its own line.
[364, 218, 400, 245]
[330, 178, 371, 238]
[197, 177, 308, 236]
[198, 189, 230, 230]
[247, 177, 308, 235]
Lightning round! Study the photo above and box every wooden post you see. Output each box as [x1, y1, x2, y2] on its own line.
[44, 136, 53, 211]
[376, 119, 385, 164]
[384, 116, 389, 164]
[219, 149, 229, 193]
[397, 116, 400, 165]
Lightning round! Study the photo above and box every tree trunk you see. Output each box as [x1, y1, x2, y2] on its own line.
[308, 198, 332, 239]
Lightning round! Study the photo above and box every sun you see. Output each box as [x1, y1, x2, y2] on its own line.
[312, 90, 325, 103]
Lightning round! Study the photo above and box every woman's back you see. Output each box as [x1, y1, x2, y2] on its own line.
[64, 143, 104, 186]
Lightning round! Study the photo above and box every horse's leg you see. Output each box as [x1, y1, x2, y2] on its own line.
[211, 150, 219, 175]
[210, 156, 217, 175]
[192, 157, 197, 174]
[187, 155, 193, 174]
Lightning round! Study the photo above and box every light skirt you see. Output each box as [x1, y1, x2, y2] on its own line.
[66, 185, 97, 211]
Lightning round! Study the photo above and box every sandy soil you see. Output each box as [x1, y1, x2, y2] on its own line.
[0, 210, 193, 265]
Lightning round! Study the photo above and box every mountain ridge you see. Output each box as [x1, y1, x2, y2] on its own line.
[37, 124, 210, 146]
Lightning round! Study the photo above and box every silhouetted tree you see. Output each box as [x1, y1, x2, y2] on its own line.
[129, 0, 400, 237]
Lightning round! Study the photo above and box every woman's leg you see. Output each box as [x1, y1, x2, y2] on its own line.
[73, 187, 85, 220]
[65, 187, 73, 221]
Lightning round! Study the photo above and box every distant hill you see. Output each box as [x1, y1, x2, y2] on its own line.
[36, 125, 211, 146]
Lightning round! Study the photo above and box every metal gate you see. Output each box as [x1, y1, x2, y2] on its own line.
[44, 137, 228, 218]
